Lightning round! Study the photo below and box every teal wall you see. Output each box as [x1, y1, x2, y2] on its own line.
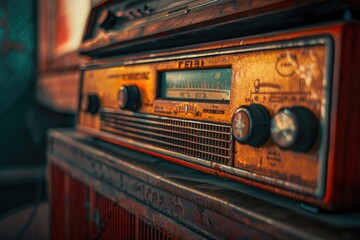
[0, 0, 37, 164]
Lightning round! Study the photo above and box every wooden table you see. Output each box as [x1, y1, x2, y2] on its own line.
[47, 129, 360, 240]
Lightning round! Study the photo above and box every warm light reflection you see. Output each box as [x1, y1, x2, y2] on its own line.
[55, 0, 90, 57]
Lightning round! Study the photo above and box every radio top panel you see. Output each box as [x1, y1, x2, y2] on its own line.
[79, 0, 360, 57]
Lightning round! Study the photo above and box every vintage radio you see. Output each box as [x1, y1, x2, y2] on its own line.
[77, 22, 360, 210]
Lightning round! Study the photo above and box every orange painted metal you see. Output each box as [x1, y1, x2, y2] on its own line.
[77, 23, 360, 210]
[322, 24, 360, 210]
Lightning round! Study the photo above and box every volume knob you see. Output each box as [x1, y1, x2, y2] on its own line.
[232, 104, 270, 147]
[117, 85, 140, 111]
[81, 94, 100, 115]
[270, 107, 318, 152]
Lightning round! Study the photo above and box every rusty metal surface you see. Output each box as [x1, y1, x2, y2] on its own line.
[76, 21, 360, 210]
[78, 0, 360, 56]
[78, 28, 331, 202]
[48, 129, 360, 239]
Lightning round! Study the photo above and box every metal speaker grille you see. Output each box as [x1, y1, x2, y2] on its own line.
[93, 191, 175, 240]
[92, 191, 137, 239]
[100, 109, 232, 165]
[138, 218, 175, 240]
[69, 176, 88, 240]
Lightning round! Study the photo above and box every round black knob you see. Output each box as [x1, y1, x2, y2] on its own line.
[232, 104, 270, 147]
[99, 10, 117, 31]
[270, 107, 318, 152]
[81, 94, 100, 115]
[117, 85, 140, 111]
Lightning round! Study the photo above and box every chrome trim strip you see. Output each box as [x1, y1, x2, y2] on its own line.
[314, 36, 333, 198]
[126, 39, 327, 65]
[84, 38, 329, 69]
[188, 0, 219, 11]
[102, 107, 231, 128]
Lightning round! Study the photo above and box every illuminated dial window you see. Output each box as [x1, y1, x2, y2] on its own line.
[159, 68, 231, 102]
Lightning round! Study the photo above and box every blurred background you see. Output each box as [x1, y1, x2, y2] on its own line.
[0, 0, 96, 237]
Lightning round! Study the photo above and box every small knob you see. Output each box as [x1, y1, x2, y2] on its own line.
[270, 107, 318, 152]
[81, 94, 100, 115]
[99, 10, 117, 31]
[232, 104, 270, 147]
[117, 85, 140, 111]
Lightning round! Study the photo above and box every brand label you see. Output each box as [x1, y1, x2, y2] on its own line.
[108, 72, 150, 80]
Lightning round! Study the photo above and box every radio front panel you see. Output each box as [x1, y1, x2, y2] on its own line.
[77, 23, 360, 209]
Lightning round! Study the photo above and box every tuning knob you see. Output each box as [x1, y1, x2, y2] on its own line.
[232, 104, 270, 147]
[99, 10, 117, 31]
[270, 107, 318, 152]
[117, 85, 140, 111]
[81, 94, 100, 115]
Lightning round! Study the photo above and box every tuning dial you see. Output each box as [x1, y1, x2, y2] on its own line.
[232, 104, 270, 147]
[270, 107, 318, 152]
[81, 94, 100, 115]
[99, 10, 117, 31]
[117, 85, 140, 111]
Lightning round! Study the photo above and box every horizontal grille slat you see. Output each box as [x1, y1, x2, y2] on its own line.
[101, 115, 230, 143]
[101, 120, 230, 150]
[101, 112, 231, 136]
[101, 124, 230, 160]
[100, 109, 232, 164]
